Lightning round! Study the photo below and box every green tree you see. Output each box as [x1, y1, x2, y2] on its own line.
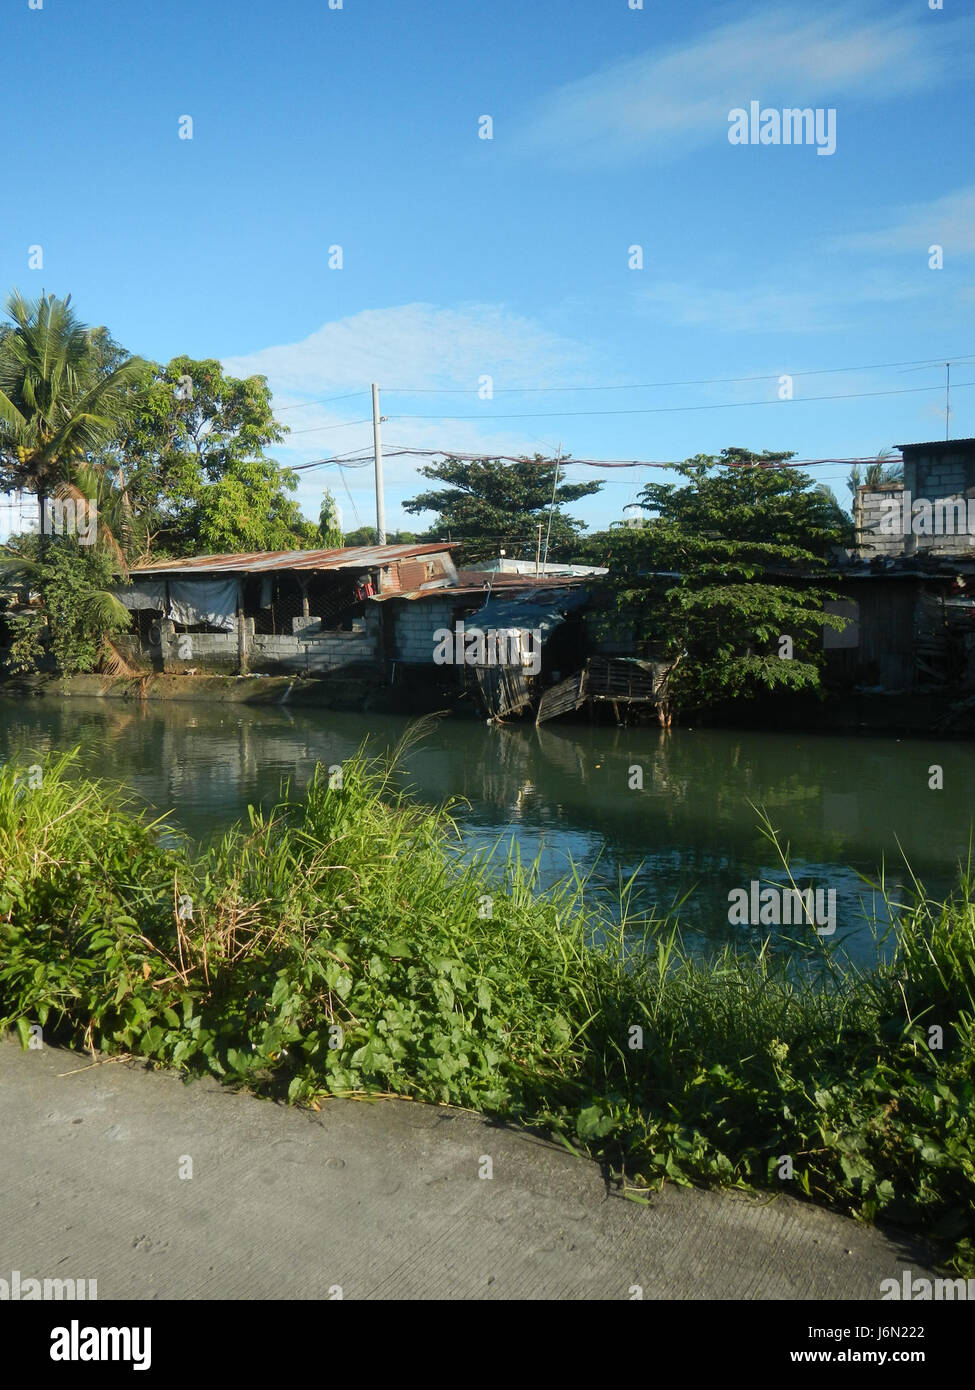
[110, 356, 309, 556]
[402, 455, 602, 565]
[587, 449, 851, 724]
[0, 291, 146, 543]
[0, 534, 131, 676]
[341, 526, 417, 547]
[317, 488, 343, 548]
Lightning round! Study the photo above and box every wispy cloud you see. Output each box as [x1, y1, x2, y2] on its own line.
[223, 302, 593, 398]
[223, 303, 598, 525]
[834, 186, 975, 255]
[517, 5, 956, 166]
[637, 276, 918, 334]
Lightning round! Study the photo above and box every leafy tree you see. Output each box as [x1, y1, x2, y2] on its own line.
[317, 489, 343, 548]
[342, 526, 417, 547]
[109, 356, 310, 556]
[191, 456, 314, 554]
[402, 455, 603, 565]
[0, 535, 130, 676]
[586, 449, 852, 724]
[0, 291, 146, 543]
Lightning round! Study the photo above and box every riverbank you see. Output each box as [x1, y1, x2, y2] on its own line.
[705, 689, 975, 739]
[3, 670, 974, 737]
[2, 672, 375, 708]
[1, 670, 464, 715]
[1, 738, 973, 1273]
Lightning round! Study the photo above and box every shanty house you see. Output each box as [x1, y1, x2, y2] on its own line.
[113, 544, 457, 675]
[371, 569, 589, 669]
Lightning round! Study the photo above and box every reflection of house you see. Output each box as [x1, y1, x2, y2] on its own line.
[114, 544, 457, 675]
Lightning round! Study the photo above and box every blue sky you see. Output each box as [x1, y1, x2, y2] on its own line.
[4, 0, 974, 541]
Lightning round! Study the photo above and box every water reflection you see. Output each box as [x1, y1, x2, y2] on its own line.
[1, 696, 971, 964]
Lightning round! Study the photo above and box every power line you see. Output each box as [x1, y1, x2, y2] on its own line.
[384, 353, 975, 395]
[285, 418, 373, 437]
[268, 354, 974, 416]
[275, 390, 370, 414]
[287, 449, 905, 473]
[386, 380, 975, 422]
[289, 461, 372, 478]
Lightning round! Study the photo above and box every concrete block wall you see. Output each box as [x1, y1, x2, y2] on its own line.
[137, 613, 380, 676]
[856, 487, 905, 559]
[904, 449, 975, 557]
[291, 615, 369, 636]
[392, 597, 460, 663]
[164, 632, 239, 673]
[251, 627, 378, 675]
[857, 446, 975, 559]
[905, 453, 971, 499]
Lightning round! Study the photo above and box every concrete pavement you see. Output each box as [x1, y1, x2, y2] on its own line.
[0, 1036, 938, 1299]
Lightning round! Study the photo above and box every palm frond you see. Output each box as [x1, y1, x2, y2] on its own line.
[80, 589, 130, 629]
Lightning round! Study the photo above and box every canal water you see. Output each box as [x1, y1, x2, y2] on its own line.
[1, 696, 972, 965]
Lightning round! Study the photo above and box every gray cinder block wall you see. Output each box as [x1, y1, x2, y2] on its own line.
[904, 444, 975, 556]
[390, 597, 464, 663]
[856, 484, 907, 559]
[140, 610, 382, 675]
[858, 441, 975, 559]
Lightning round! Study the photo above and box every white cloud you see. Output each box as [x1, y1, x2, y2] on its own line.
[517, 5, 954, 166]
[223, 302, 598, 527]
[834, 187, 975, 256]
[637, 276, 918, 334]
[223, 302, 592, 397]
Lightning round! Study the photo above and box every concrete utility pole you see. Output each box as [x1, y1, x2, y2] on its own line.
[372, 382, 386, 544]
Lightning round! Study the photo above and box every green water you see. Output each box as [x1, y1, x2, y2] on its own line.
[1, 695, 972, 963]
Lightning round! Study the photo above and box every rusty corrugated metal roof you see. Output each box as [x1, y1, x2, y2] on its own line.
[128, 543, 455, 576]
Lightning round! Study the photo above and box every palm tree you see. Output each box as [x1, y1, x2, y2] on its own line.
[847, 449, 904, 498]
[813, 480, 852, 522]
[0, 290, 147, 553]
[0, 292, 148, 674]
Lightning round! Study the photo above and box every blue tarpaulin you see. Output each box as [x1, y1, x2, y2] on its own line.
[465, 585, 589, 640]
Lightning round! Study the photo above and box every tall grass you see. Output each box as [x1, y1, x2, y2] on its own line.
[1, 735, 972, 1272]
